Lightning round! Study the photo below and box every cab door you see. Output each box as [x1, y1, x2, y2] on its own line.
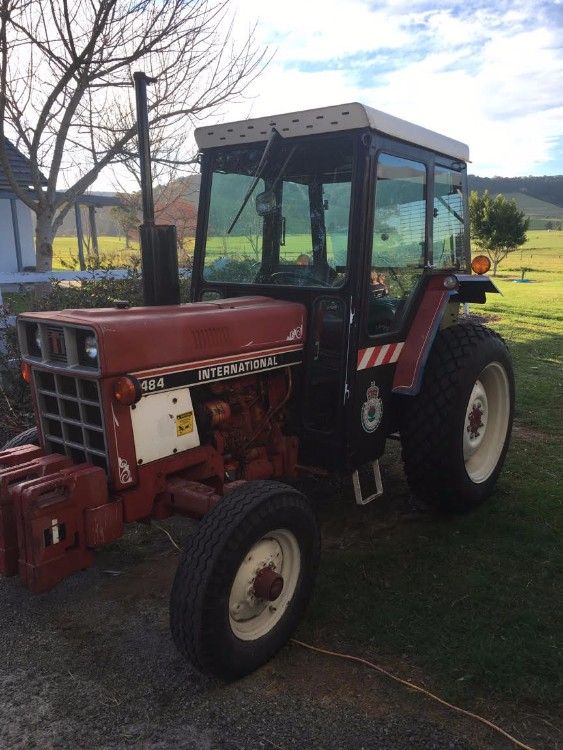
[296, 169, 354, 469]
[350, 144, 431, 467]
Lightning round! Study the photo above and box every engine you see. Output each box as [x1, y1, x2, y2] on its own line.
[193, 369, 298, 483]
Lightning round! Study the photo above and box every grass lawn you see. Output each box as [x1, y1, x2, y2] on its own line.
[298, 231, 563, 727]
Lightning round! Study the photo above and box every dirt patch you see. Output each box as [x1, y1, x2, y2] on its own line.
[512, 423, 552, 442]
[459, 311, 503, 324]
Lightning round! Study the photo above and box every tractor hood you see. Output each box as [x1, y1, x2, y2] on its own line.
[19, 296, 306, 376]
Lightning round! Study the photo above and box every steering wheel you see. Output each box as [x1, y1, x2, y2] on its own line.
[269, 271, 331, 287]
[369, 286, 388, 300]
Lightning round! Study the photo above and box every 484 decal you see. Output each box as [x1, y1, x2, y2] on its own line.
[140, 377, 165, 392]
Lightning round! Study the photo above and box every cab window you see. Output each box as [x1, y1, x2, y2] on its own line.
[368, 153, 427, 337]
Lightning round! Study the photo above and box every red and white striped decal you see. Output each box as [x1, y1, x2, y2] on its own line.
[357, 342, 405, 371]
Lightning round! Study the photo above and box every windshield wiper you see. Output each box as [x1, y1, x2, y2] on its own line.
[227, 128, 281, 235]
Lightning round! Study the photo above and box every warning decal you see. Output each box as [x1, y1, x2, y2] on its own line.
[176, 411, 194, 437]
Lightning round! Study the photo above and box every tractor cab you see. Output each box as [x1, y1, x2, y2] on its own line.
[191, 104, 482, 471]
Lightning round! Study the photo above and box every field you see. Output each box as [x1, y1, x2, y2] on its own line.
[4, 230, 562, 748]
[52, 235, 139, 269]
[51, 232, 349, 269]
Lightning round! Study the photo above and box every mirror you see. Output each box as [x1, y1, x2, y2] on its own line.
[255, 189, 277, 216]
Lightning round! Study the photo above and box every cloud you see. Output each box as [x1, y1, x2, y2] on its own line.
[217, 0, 563, 177]
[92, 0, 563, 188]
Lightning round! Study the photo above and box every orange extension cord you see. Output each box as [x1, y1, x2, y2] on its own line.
[291, 639, 536, 750]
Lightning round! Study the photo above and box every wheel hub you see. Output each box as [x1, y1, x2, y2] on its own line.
[229, 537, 283, 623]
[228, 529, 301, 641]
[463, 380, 489, 457]
[463, 363, 510, 484]
[467, 403, 484, 439]
[253, 566, 284, 601]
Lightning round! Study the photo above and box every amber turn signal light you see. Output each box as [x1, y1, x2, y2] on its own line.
[20, 361, 32, 383]
[113, 376, 141, 406]
[471, 255, 491, 275]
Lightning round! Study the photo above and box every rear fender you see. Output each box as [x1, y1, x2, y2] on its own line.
[392, 274, 499, 396]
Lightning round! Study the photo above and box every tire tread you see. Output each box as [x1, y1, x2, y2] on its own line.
[400, 322, 512, 511]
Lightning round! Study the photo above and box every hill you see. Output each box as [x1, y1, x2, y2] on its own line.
[53, 172, 563, 238]
[468, 175, 563, 229]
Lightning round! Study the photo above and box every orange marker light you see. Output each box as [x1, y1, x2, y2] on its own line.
[471, 255, 491, 275]
[113, 376, 141, 406]
[20, 361, 32, 383]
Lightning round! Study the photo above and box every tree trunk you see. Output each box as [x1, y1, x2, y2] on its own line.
[492, 259, 499, 277]
[35, 209, 56, 272]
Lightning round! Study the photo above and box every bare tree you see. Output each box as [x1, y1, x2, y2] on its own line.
[0, 0, 265, 271]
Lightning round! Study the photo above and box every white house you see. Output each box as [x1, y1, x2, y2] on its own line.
[0, 138, 41, 272]
[1, 139, 122, 275]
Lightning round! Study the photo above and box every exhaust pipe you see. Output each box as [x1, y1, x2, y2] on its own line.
[133, 72, 180, 307]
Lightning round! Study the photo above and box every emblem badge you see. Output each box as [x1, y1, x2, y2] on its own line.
[361, 381, 383, 433]
[47, 328, 66, 357]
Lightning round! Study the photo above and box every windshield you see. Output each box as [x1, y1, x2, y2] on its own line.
[203, 135, 354, 287]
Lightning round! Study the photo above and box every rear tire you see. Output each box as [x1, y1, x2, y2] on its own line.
[170, 480, 320, 679]
[2, 427, 39, 450]
[400, 323, 514, 512]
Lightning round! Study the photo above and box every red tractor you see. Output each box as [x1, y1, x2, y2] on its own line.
[1, 75, 514, 678]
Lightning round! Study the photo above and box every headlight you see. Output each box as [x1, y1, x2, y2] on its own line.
[84, 335, 98, 360]
[25, 323, 42, 357]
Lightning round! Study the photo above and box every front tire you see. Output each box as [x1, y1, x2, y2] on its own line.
[170, 480, 320, 678]
[400, 323, 514, 512]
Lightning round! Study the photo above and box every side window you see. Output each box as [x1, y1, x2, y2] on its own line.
[433, 166, 465, 269]
[368, 154, 426, 337]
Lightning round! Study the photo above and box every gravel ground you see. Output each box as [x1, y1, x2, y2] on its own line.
[0, 431, 547, 749]
[0, 511, 513, 750]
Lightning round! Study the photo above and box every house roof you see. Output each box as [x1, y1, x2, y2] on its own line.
[0, 138, 47, 191]
[194, 102, 470, 162]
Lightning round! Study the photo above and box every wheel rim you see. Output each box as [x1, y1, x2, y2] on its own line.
[228, 529, 301, 641]
[463, 361, 510, 483]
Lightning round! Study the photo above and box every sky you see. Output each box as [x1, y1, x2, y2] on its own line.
[99, 0, 563, 188]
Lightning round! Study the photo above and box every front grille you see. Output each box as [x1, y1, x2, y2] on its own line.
[34, 370, 108, 472]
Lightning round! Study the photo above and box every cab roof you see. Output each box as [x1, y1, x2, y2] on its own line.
[194, 102, 469, 162]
